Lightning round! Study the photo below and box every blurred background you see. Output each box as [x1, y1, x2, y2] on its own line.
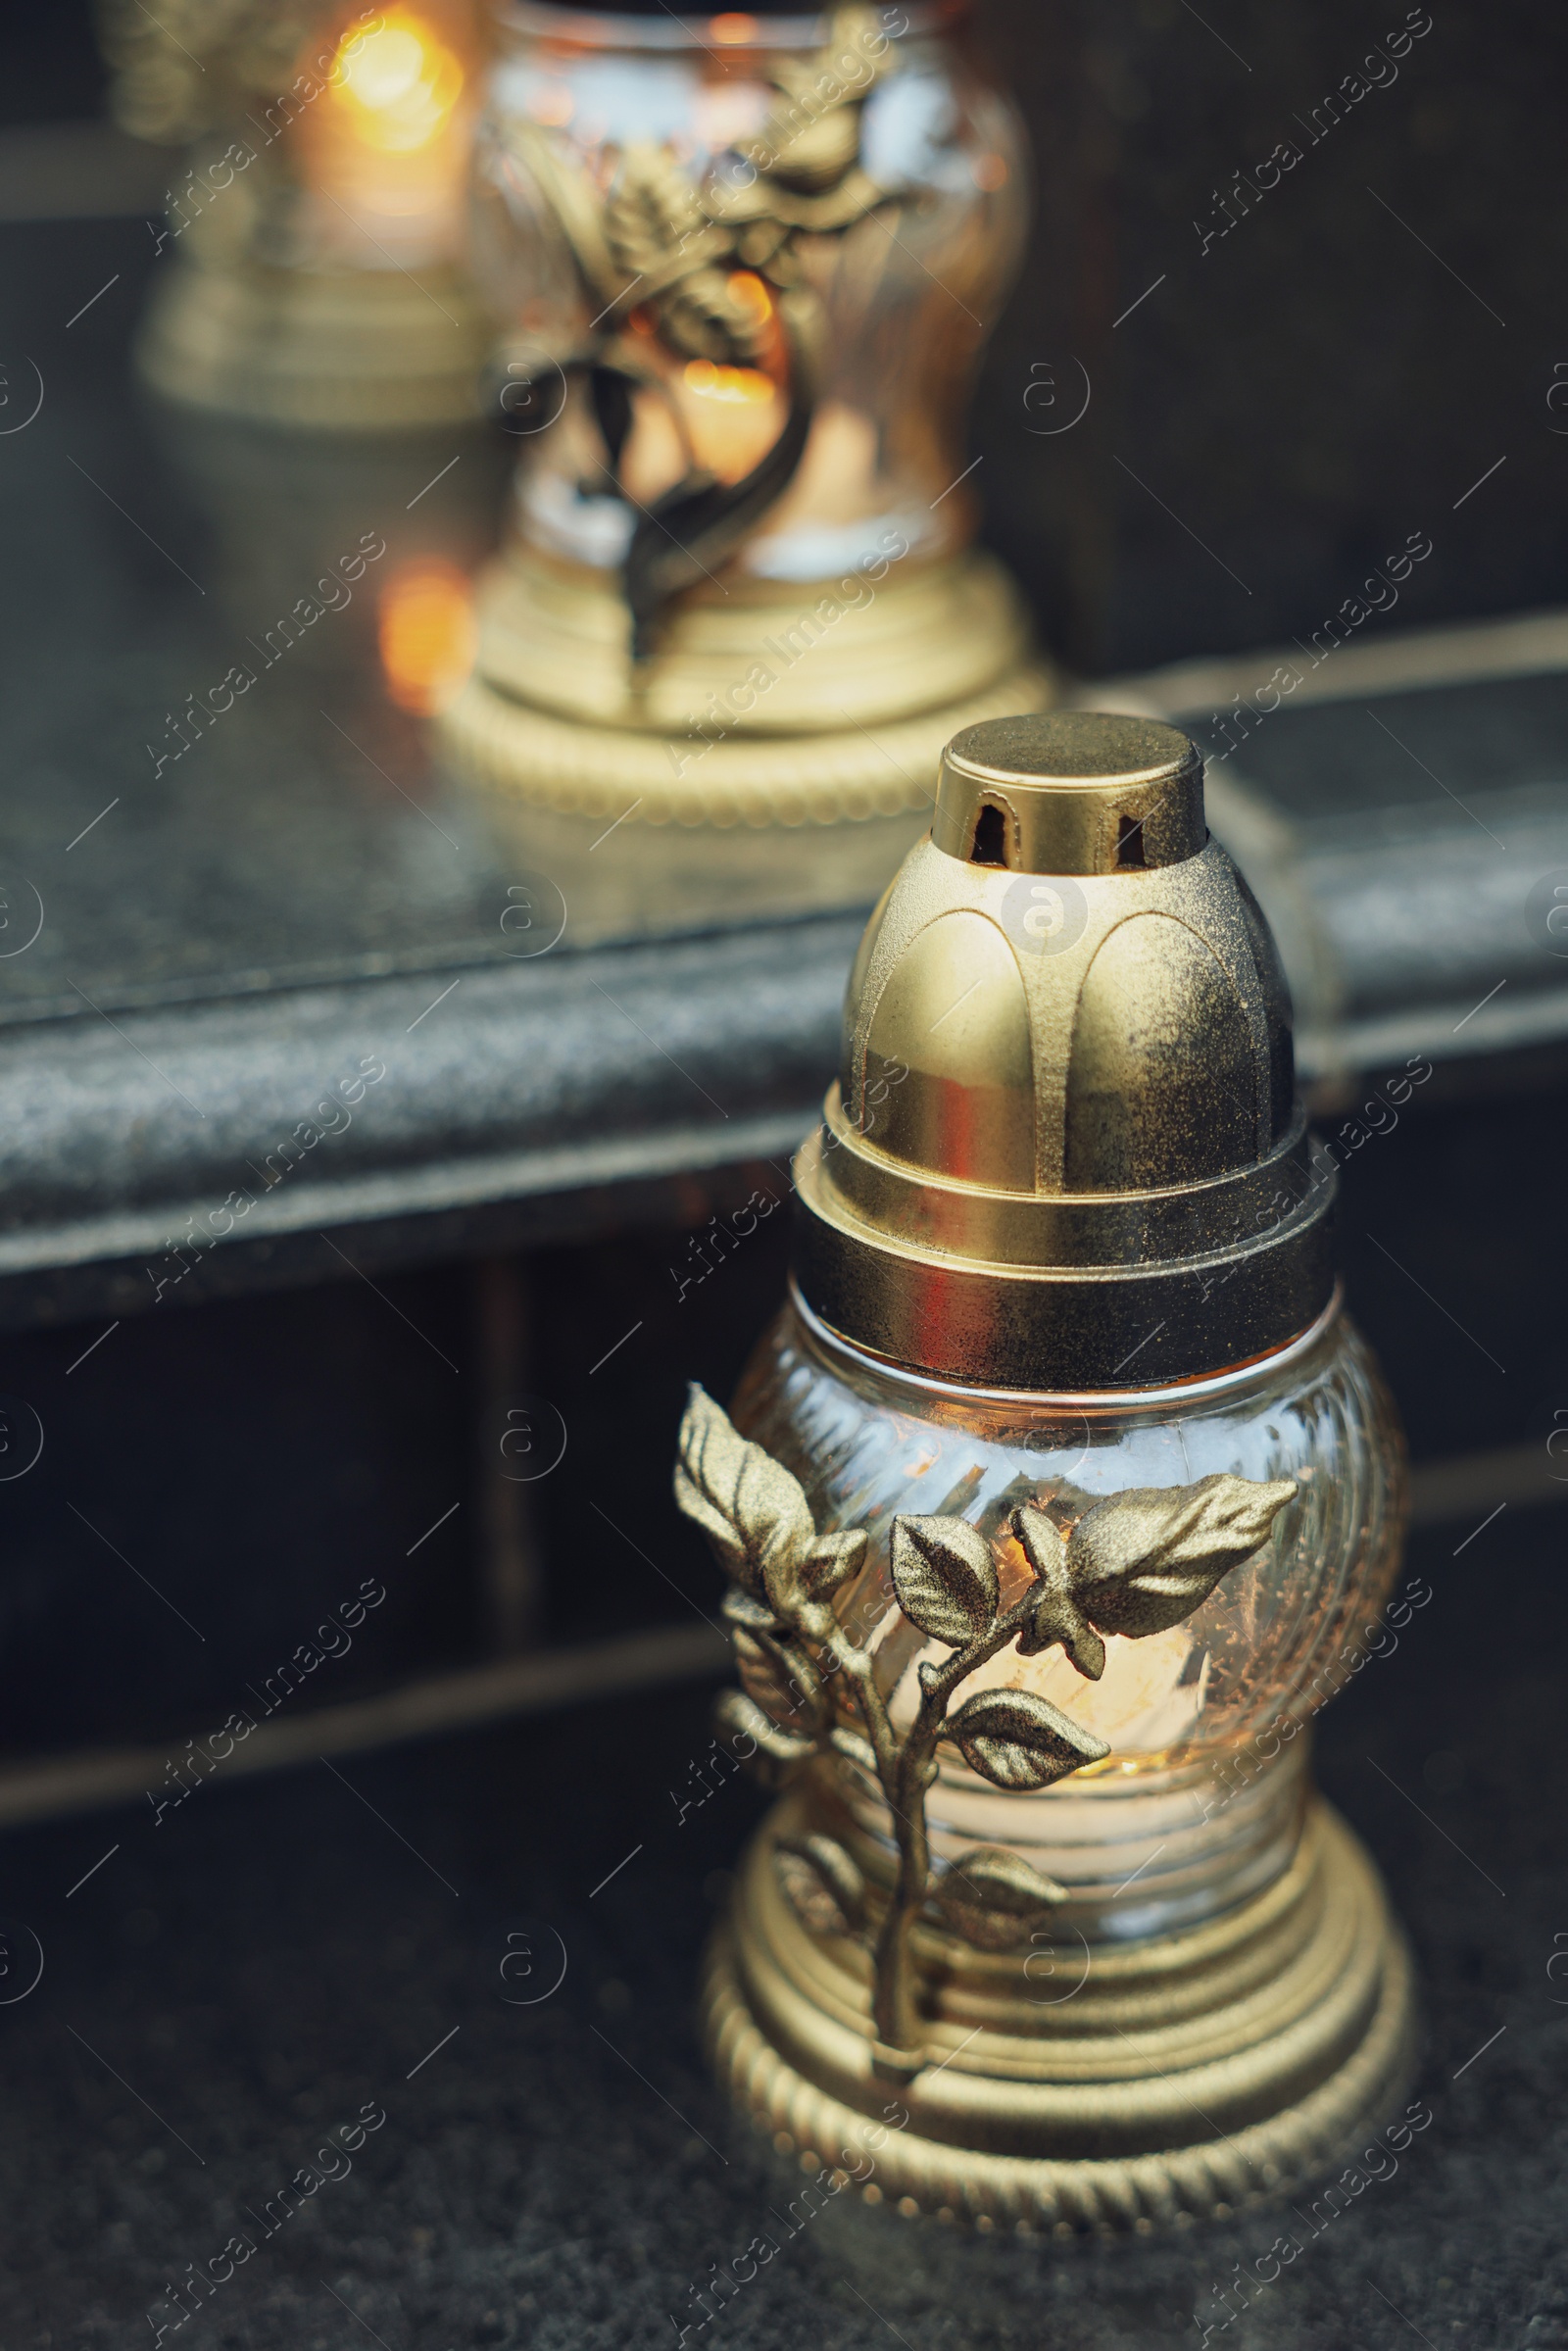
[13, 0, 1566, 670]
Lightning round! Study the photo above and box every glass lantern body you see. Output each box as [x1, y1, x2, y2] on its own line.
[730, 1289, 1406, 1944]
[469, 1, 1028, 585]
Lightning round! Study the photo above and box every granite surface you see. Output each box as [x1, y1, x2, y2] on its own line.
[0, 1492, 1558, 2351]
[0, 207, 1565, 1330]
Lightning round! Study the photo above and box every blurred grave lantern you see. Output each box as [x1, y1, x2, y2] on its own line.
[98, 0, 492, 428]
[437, 0, 1053, 828]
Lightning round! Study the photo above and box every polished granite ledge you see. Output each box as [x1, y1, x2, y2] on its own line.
[0, 915, 853, 1329]
[3, 215, 1567, 1332]
[0, 857, 1563, 1336]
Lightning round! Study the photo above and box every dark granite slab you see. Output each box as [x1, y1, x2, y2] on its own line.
[0, 206, 1566, 1342]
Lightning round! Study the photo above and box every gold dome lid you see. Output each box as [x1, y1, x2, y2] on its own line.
[792, 712, 1335, 1388]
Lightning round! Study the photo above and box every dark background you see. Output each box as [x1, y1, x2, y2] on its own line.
[975, 0, 1568, 673]
[14, 1, 1568, 677]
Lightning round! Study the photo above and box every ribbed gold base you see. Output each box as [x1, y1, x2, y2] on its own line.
[134, 255, 490, 432]
[701, 1798, 1417, 2231]
[435, 547, 1054, 827]
[438, 661, 1052, 827]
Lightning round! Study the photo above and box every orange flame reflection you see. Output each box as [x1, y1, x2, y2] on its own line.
[683, 360, 775, 405]
[378, 560, 476, 713]
[726, 269, 774, 327]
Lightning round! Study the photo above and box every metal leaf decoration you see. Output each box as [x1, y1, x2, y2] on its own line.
[728, 1623, 805, 1729]
[891, 1515, 1000, 1649]
[1012, 1504, 1106, 1679]
[948, 1689, 1110, 1792]
[829, 1723, 878, 1776]
[774, 1834, 866, 1938]
[1064, 1473, 1298, 1640]
[714, 1687, 813, 1770]
[674, 1384, 814, 1612]
[496, 11, 894, 661]
[624, 358, 814, 665]
[673, 1385, 1296, 2065]
[803, 1527, 867, 1602]
[935, 1845, 1066, 1951]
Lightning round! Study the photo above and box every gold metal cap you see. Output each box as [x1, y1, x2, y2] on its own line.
[793, 712, 1335, 1388]
[932, 712, 1205, 875]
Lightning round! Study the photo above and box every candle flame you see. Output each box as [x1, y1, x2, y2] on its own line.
[378, 560, 475, 713]
[683, 359, 775, 405]
[726, 269, 773, 327]
[329, 9, 466, 155]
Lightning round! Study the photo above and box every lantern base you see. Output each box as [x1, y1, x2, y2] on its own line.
[134, 255, 489, 432]
[702, 1795, 1417, 2231]
[435, 548, 1054, 827]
